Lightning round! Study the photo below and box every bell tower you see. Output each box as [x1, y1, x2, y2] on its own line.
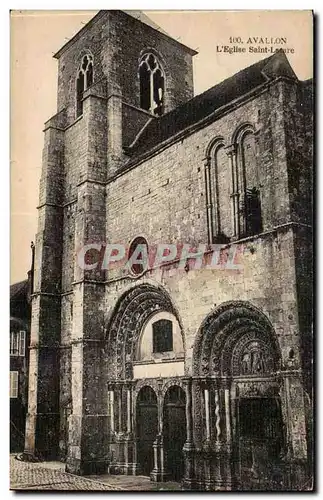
[24, 10, 197, 473]
[54, 10, 196, 122]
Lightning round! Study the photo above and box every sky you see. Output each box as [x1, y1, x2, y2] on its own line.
[10, 10, 313, 284]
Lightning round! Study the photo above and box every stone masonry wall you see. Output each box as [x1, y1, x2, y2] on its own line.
[101, 78, 306, 375]
[122, 103, 151, 147]
[106, 10, 194, 112]
[25, 120, 65, 459]
[106, 80, 292, 271]
[282, 79, 312, 225]
[281, 78, 313, 391]
[59, 115, 88, 459]
[103, 228, 300, 375]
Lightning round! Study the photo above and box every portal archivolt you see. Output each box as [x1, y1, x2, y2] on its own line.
[106, 284, 183, 379]
[193, 301, 281, 377]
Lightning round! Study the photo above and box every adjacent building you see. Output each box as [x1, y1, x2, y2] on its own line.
[10, 272, 32, 452]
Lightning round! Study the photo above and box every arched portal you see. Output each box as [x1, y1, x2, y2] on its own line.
[106, 284, 182, 380]
[105, 284, 185, 480]
[136, 386, 158, 476]
[192, 301, 283, 490]
[193, 301, 281, 378]
[163, 386, 186, 481]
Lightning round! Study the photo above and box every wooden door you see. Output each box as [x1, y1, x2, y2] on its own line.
[238, 397, 284, 488]
[136, 386, 158, 476]
[163, 386, 186, 481]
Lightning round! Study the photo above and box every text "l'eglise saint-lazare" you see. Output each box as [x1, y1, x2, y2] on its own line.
[216, 46, 295, 54]
[216, 36, 294, 55]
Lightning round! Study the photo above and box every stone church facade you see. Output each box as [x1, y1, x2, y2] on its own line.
[24, 10, 313, 491]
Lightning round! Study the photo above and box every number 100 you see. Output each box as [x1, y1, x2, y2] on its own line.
[229, 37, 243, 43]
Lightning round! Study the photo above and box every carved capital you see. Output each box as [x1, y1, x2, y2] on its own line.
[225, 144, 236, 157]
[203, 156, 211, 168]
[182, 376, 193, 389]
[221, 377, 232, 390]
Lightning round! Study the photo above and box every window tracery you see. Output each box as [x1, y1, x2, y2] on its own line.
[139, 53, 165, 116]
[76, 54, 94, 117]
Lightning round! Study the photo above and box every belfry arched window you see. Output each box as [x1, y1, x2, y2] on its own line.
[139, 53, 165, 116]
[76, 54, 94, 118]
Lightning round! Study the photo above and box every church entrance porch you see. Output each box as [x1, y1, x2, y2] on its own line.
[189, 301, 310, 491]
[65, 286, 310, 491]
[107, 378, 189, 484]
[101, 284, 188, 483]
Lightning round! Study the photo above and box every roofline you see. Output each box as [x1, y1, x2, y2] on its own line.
[122, 75, 297, 174]
[121, 10, 197, 55]
[53, 10, 104, 59]
[10, 316, 29, 330]
[10, 279, 28, 288]
[53, 10, 197, 60]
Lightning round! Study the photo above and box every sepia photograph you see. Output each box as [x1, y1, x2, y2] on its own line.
[10, 8, 313, 491]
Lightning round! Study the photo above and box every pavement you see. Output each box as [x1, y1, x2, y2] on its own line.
[10, 454, 181, 491]
[84, 474, 181, 491]
[10, 455, 121, 491]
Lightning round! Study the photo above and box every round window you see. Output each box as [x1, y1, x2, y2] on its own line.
[128, 237, 148, 275]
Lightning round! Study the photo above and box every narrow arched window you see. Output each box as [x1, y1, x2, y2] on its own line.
[205, 140, 233, 244]
[76, 71, 84, 117]
[139, 53, 165, 116]
[238, 131, 262, 236]
[76, 54, 94, 118]
[213, 144, 234, 241]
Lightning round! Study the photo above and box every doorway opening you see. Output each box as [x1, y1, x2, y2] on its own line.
[163, 386, 186, 481]
[238, 397, 284, 484]
[136, 386, 158, 476]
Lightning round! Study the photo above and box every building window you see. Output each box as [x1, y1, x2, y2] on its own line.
[206, 129, 262, 243]
[205, 140, 234, 244]
[10, 330, 26, 357]
[10, 371, 19, 398]
[152, 319, 173, 353]
[128, 237, 148, 275]
[210, 144, 234, 243]
[76, 54, 94, 118]
[237, 130, 262, 237]
[139, 53, 165, 116]
[245, 187, 262, 236]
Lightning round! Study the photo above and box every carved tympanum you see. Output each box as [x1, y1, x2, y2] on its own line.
[192, 301, 280, 377]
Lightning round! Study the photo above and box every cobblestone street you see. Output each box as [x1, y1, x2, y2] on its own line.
[10, 455, 121, 491]
[10, 455, 181, 491]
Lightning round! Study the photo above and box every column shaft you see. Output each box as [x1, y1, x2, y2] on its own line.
[127, 388, 131, 433]
[224, 388, 231, 445]
[204, 388, 210, 441]
[110, 390, 115, 433]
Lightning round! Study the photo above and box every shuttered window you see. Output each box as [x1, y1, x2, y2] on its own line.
[10, 371, 18, 398]
[152, 319, 173, 353]
[10, 331, 26, 356]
